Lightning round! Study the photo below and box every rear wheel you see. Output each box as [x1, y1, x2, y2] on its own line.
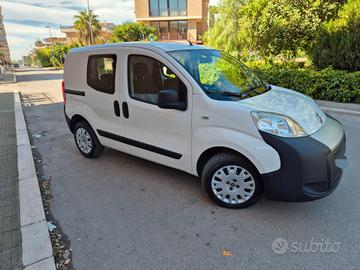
[74, 121, 104, 158]
[202, 152, 263, 208]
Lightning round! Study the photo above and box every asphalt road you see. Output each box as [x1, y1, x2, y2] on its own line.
[17, 69, 360, 269]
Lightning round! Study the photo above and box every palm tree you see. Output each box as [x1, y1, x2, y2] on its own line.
[74, 10, 101, 45]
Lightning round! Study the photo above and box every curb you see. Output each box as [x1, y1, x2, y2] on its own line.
[316, 100, 360, 117]
[319, 106, 360, 117]
[14, 90, 56, 270]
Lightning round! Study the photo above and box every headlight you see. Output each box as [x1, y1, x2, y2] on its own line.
[251, 111, 306, 137]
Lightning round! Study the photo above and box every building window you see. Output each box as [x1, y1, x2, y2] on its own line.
[149, 0, 187, 17]
[128, 55, 187, 106]
[169, 0, 187, 16]
[150, 20, 188, 40]
[87, 55, 116, 94]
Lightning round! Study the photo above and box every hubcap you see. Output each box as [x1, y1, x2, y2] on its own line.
[76, 128, 92, 154]
[211, 165, 255, 204]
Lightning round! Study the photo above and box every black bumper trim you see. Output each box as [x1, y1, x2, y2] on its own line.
[260, 130, 346, 202]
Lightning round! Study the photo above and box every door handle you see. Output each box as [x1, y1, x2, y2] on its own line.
[122, 102, 129, 119]
[113, 101, 120, 117]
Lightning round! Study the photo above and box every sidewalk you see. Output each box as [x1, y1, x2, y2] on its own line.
[0, 91, 21, 269]
[0, 77, 55, 269]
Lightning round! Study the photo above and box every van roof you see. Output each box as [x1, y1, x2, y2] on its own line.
[70, 42, 209, 53]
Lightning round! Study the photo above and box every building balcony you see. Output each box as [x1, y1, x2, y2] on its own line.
[150, 8, 187, 17]
[158, 31, 203, 44]
[158, 31, 186, 40]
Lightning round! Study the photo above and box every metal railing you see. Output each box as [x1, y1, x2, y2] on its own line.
[159, 32, 185, 40]
[150, 8, 187, 17]
[158, 31, 202, 43]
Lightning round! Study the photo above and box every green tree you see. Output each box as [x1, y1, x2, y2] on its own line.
[35, 43, 79, 68]
[35, 47, 52, 67]
[311, 0, 360, 71]
[50, 43, 79, 67]
[74, 10, 101, 45]
[112, 22, 157, 42]
[204, 0, 248, 59]
[252, 0, 343, 55]
[204, 0, 345, 58]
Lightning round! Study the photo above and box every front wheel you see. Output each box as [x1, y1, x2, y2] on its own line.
[202, 152, 263, 208]
[74, 121, 104, 158]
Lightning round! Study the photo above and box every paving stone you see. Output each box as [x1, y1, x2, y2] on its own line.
[24, 257, 56, 270]
[17, 144, 37, 180]
[21, 221, 53, 267]
[0, 91, 21, 269]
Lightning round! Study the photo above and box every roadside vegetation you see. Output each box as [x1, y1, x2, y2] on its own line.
[111, 22, 157, 42]
[204, 0, 360, 103]
[34, 43, 79, 68]
[28, 1, 360, 103]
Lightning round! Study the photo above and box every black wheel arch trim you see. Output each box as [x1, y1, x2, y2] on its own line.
[97, 129, 182, 160]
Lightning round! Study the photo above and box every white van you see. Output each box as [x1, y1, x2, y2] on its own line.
[63, 42, 346, 208]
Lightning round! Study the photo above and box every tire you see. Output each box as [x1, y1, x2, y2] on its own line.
[201, 152, 263, 208]
[73, 121, 104, 158]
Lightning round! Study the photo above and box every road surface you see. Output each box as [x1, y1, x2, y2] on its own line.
[16, 68, 360, 270]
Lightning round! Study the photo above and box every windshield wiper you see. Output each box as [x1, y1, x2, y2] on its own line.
[247, 83, 271, 93]
[204, 84, 271, 99]
[204, 90, 245, 98]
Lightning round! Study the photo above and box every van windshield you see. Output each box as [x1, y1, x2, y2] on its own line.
[167, 49, 270, 100]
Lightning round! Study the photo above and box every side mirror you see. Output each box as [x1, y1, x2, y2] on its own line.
[158, 89, 186, 111]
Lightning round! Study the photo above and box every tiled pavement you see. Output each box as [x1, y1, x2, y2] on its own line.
[0, 92, 21, 270]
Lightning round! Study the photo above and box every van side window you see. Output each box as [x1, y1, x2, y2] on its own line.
[128, 55, 186, 105]
[87, 55, 116, 94]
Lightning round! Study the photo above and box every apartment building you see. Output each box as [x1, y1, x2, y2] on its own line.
[135, 0, 209, 43]
[0, 7, 10, 63]
[60, 22, 115, 45]
[35, 37, 67, 48]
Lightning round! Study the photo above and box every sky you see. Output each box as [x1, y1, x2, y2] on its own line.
[0, 0, 218, 61]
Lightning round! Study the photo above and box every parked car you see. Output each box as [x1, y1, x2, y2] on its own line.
[63, 42, 346, 208]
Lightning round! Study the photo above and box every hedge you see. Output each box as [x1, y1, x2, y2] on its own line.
[252, 67, 360, 104]
[310, 0, 360, 72]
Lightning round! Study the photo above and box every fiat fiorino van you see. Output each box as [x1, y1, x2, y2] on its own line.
[63, 42, 346, 208]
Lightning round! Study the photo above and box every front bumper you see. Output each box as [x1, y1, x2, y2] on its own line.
[260, 116, 346, 202]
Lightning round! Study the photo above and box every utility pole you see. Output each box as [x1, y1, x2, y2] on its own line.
[87, 0, 94, 45]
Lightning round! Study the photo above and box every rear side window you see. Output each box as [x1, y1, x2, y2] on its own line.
[128, 55, 186, 105]
[87, 54, 116, 94]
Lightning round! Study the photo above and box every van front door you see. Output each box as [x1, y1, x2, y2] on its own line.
[120, 49, 192, 172]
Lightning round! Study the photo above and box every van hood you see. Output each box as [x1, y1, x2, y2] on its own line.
[239, 85, 326, 135]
